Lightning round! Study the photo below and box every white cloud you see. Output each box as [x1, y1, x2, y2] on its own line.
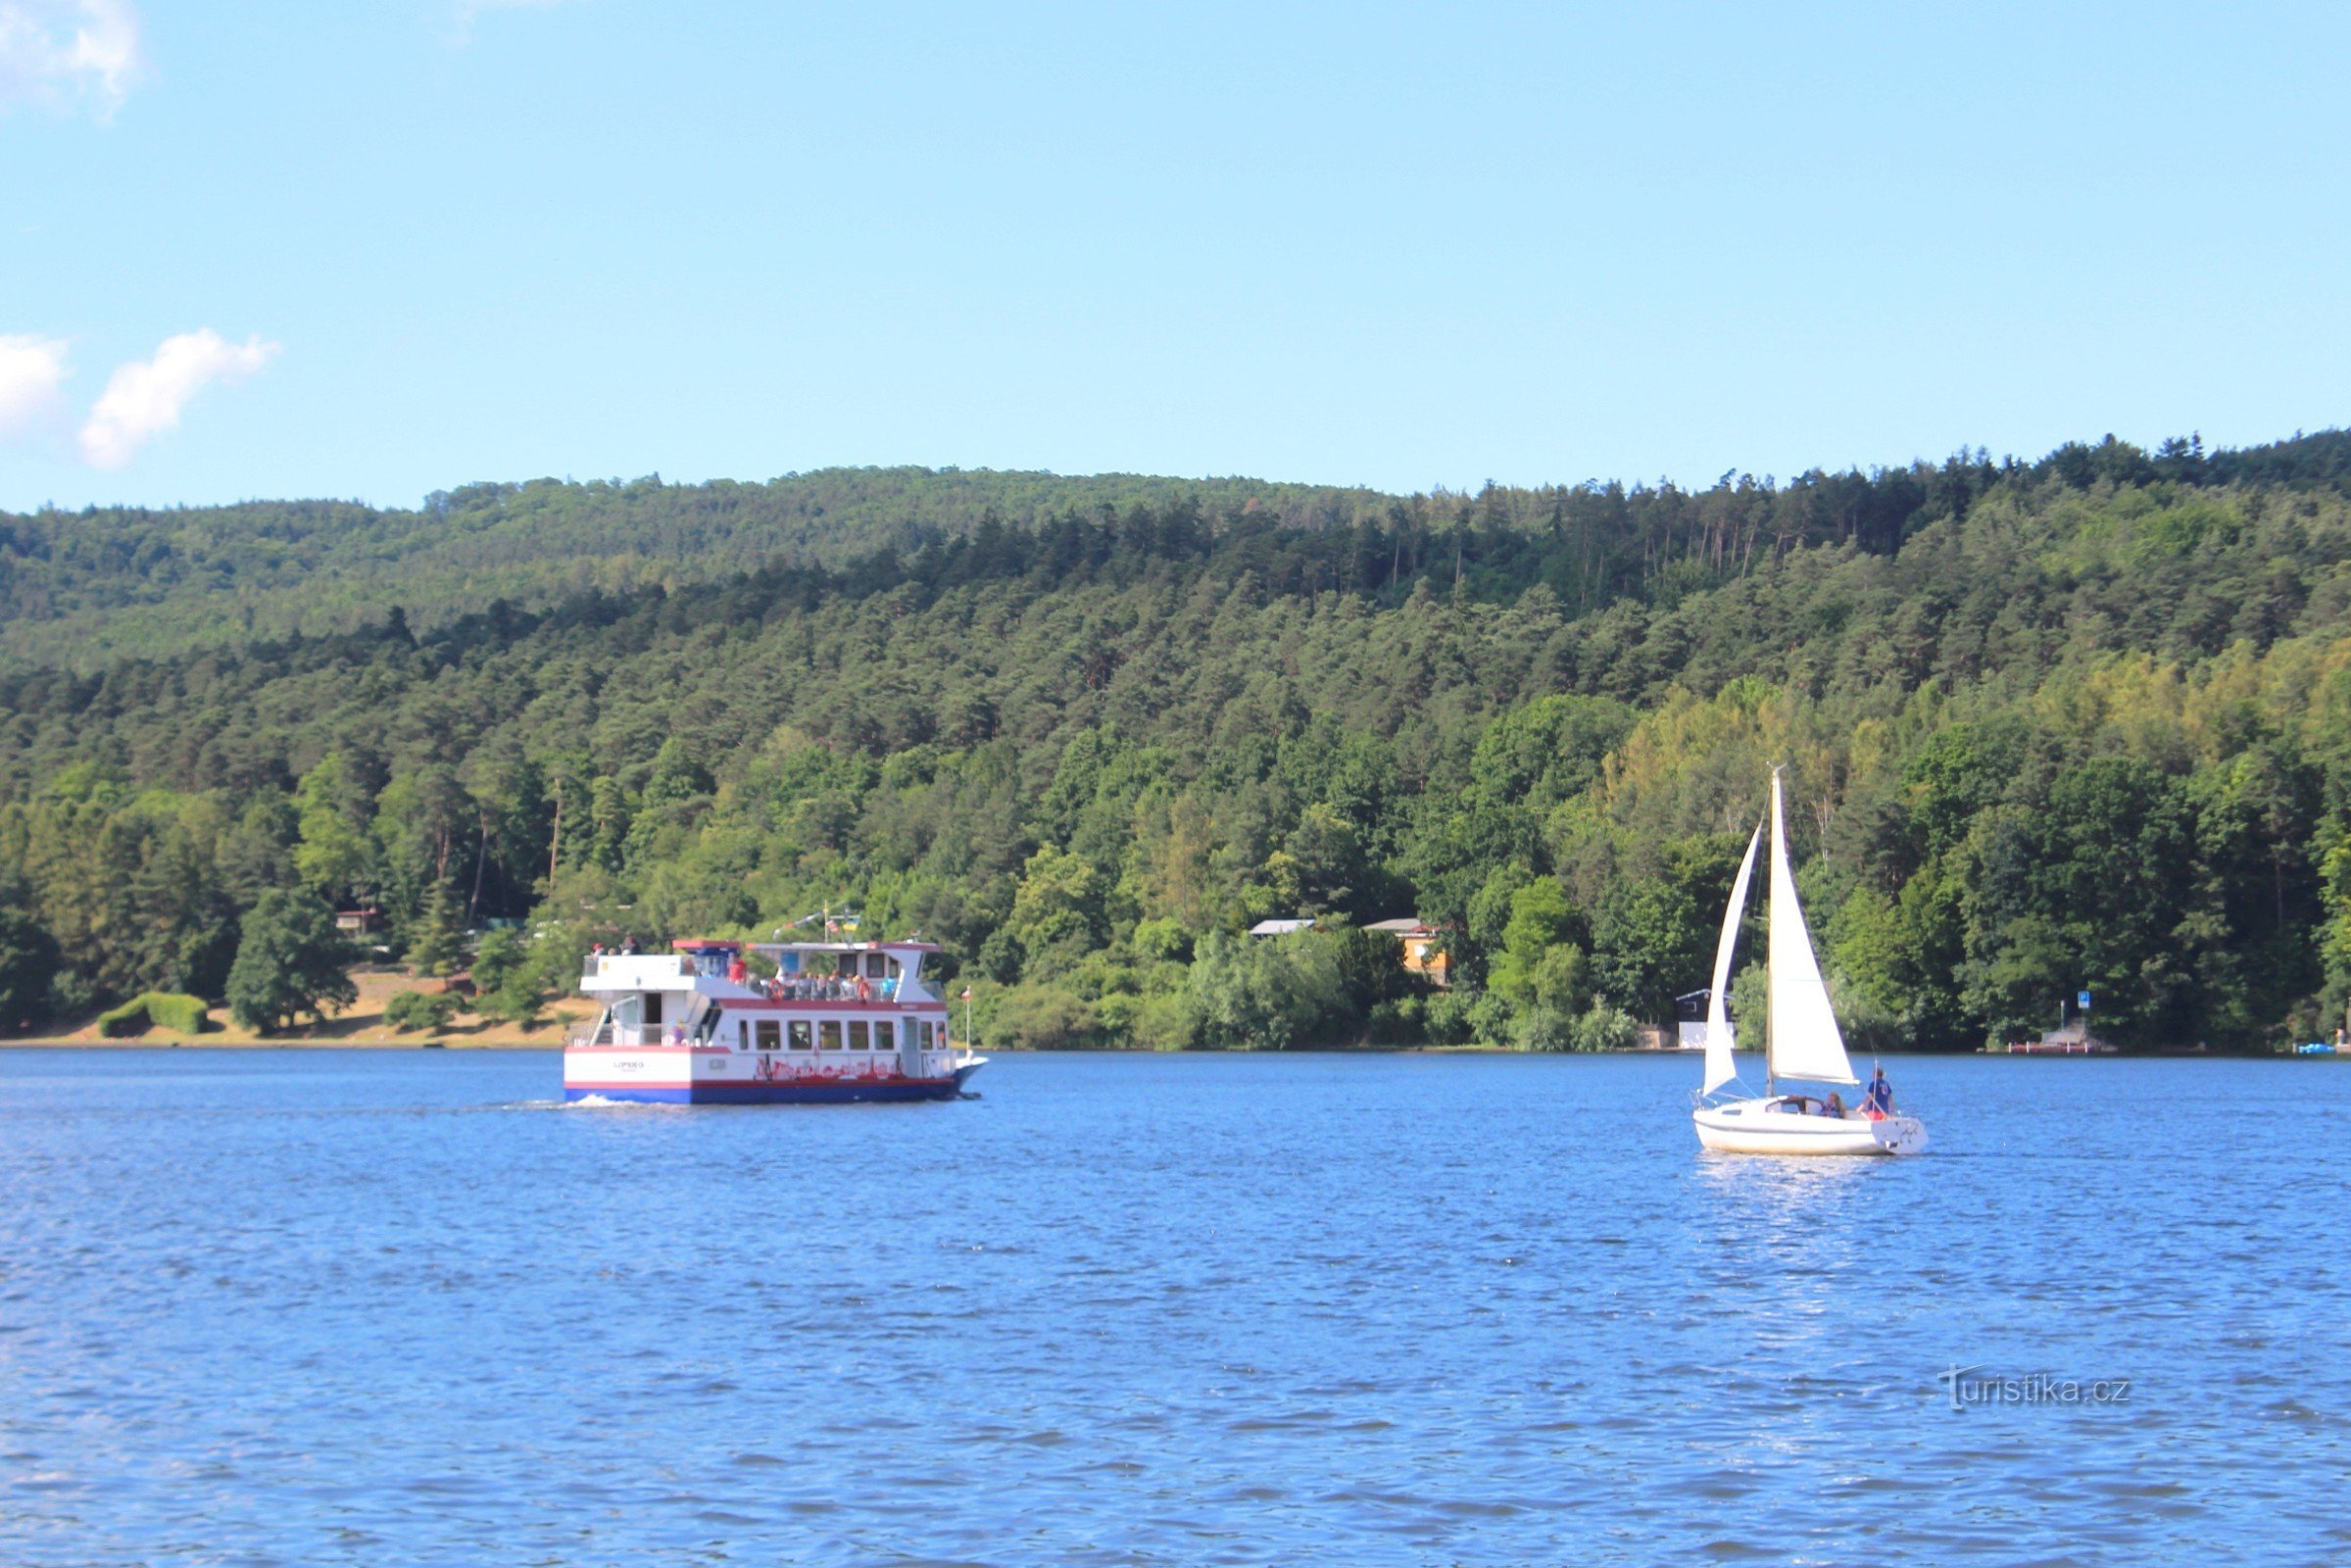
[0, 0, 144, 119]
[78, 329, 278, 469]
[0, 334, 69, 443]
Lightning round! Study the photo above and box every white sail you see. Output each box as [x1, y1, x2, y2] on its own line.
[1701, 817, 1764, 1095]
[1766, 770, 1857, 1086]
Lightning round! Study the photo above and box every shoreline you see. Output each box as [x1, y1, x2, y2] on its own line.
[0, 1037, 558, 1050]
[0, 1040, 2293, 1057]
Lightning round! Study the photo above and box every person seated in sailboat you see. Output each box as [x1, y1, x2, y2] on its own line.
[1823, 1091, 1846, 1118]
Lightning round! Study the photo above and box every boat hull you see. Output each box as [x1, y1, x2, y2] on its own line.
[565, 1055, 984, 1105]
[1693, 1099, 1927, 1156]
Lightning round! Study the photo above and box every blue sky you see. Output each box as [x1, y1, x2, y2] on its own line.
[1, 2, 2345, 511]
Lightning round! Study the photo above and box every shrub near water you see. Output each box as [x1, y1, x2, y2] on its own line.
[382, 990, 460, 1032]
[147, 993, 211, 1033]
[95, 993, 213, 1037]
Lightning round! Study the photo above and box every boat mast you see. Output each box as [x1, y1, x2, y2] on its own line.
[1764, 767, 1779, 1100]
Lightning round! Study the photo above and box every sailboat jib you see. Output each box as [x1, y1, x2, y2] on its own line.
[1701, 817, 1764, 1095]
[1765, 771, 1858, 1087]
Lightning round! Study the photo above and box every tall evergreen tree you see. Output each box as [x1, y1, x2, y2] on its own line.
[406, 882, 467, 977]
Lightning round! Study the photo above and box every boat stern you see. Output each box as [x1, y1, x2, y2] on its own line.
[563, 1045, 695, 1103]
[1867, 1114, 1929, 1155]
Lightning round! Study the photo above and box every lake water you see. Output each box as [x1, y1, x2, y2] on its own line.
[2, 1050, 2346, 1566]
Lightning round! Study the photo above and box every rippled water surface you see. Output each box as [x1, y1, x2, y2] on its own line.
[3, 1050, 2348, 1565]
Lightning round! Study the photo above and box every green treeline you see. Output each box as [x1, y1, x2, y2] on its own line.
[0, 468, 1390, 666]
[4, 428, 2351, 1050]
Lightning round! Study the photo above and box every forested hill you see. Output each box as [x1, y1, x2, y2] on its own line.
[5, 430, 2345, 667]
[0, 467, 1390, 666]
[4, 427, 2351, 1054]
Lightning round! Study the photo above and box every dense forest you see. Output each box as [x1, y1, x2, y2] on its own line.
[5, 427, 2351, 1052]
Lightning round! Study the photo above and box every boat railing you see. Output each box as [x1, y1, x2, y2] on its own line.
[752, 976, 928, 1004]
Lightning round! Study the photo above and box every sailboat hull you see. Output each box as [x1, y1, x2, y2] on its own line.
[1693, 1099, 1928, 1156]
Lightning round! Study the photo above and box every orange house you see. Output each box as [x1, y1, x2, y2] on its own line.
[1366, 918, 1449, 988]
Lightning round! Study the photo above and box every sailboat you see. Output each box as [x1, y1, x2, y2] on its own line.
[1690, 768, 1929, 1156]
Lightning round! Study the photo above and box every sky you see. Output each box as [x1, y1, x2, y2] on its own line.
[1, 1, 2346, 512]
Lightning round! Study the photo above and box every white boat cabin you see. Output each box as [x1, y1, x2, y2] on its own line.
[575, 938, 958, 1073]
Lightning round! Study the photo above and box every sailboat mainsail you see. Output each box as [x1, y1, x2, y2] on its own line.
[1701, 818, 1763, 1094]
[1765, 770, 1856, 1086]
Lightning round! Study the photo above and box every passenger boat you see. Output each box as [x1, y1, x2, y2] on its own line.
[563, 939, 985, 1104]
[1689, 769, 1929, 1156]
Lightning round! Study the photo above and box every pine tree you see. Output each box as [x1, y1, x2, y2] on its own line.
[407, 881, 467, 977]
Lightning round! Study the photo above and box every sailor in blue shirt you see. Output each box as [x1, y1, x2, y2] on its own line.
[1865, 1066, 1894, 1116]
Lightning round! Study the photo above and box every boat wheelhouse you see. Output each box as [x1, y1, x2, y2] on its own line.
[563, 938, 984, 1104]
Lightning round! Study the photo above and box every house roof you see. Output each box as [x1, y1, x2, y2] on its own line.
[1247, 918, 1315, 936]
[1364, 917, 1431, 934]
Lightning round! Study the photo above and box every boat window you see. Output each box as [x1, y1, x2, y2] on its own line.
[736, 1020, 748, 1050]
[819, 1020, 843, 1051]
[865, 953, 887, 979]
[789, 1020, 812, 1051]
[756, 1019, 780, 1052]
[919, 1021, 934, 1051]
[643, 993, 664, 1026]
[874, 1021, 895, 1053]
[885, 957, 902, 980]
[849, 1020, 869, 1051]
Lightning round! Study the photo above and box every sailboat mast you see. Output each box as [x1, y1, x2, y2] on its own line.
[1765, 768, 1779, 1099]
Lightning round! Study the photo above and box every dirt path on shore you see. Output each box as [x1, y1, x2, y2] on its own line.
[5, 971, 595, 1049]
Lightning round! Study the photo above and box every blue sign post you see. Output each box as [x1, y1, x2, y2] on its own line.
[2079, 991, 2092, 1011]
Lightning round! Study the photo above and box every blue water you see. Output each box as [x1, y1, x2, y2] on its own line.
[2, 1051, 2346, 1566]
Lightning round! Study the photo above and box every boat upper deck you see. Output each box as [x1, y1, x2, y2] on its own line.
[580, 938, 949, 1008]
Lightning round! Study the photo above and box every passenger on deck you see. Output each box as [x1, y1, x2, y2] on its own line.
[1824, 1092, 1846, 1118]
[1866, 1067, 1894, 1116]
